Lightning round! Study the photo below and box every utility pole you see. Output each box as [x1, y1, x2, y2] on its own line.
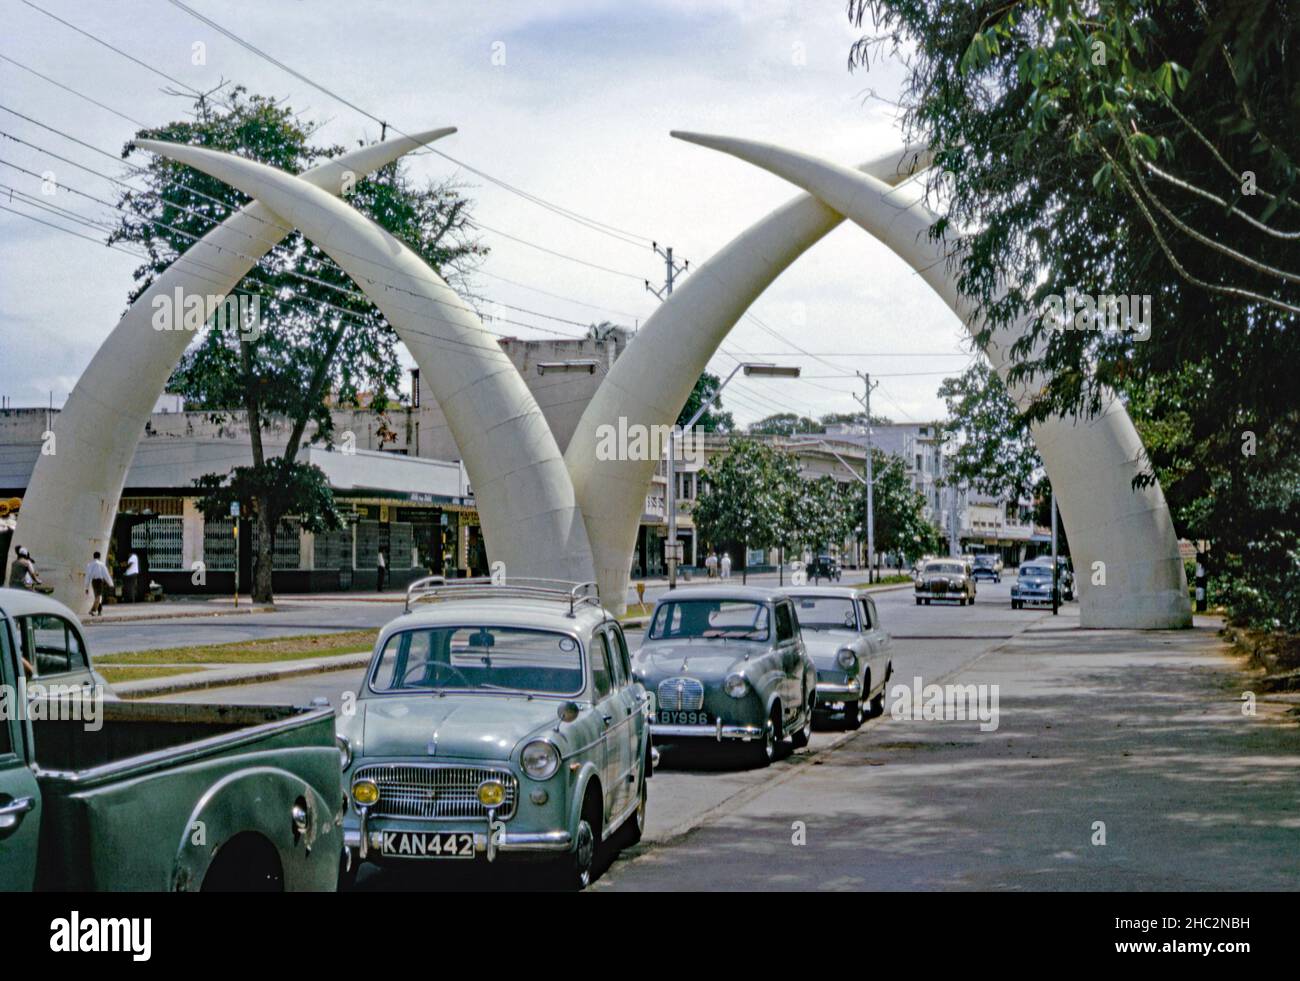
[646, 243, 689, 587]
[854, 373, 878, 583]
[645, 242, 688, 302]
[1050, 490, 1060, 616]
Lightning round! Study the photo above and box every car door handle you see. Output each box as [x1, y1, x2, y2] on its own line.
[601, 714, 613, 726]
[0, 796, 35, 831]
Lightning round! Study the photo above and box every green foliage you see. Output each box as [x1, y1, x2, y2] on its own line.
[938, 361, 1041, 502]
[676, 372, 736, 432]
[693, 438, 788, 554]
[747, 413, 822, 436]
[193, 459, 343, 535]
[847, 0, 1299, 629]
[857, 450, 944, 562]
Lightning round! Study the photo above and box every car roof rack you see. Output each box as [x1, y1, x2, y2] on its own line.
[404, 576, 602, 617]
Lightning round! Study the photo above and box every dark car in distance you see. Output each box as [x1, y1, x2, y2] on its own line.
[971, 554, 1002, 583]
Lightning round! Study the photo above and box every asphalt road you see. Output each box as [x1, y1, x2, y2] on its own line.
[140, 578, 1055, 890]
[84, 569, 890, 655]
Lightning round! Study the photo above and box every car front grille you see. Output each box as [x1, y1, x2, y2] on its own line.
[928, 581, 950, 593]
[657, 676, 705, 711]
[353, 763, 518, 820]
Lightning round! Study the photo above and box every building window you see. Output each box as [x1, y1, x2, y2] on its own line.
[273, 518, 302, 570]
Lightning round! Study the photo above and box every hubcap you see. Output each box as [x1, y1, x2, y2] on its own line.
[574, 820, 595, 884]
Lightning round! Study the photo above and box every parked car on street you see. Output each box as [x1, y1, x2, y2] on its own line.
[807, 554, 841, 582]
[338, 578, 651, 890]
[787, 586, 892, 729]
[0, 588, 342, 891]
[971, 554, 1002, 583]
[1011, 563, 1059, 608]
[633, 586, 816, 766]
[914, 559, 978, 606]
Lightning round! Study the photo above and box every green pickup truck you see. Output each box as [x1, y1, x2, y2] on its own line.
[0, 588, 342, 891]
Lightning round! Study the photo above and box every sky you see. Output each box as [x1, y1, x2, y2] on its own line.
[0, 0, 979, 427]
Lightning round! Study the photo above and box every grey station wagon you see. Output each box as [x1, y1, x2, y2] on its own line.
[338, 579, 652, 890]
[632, 586, 816, 766]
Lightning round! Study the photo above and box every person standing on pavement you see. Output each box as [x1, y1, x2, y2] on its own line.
[720, 552, 732, 579]
[705, 552, 718, 578]
[376, 547, 387, 592]
[84, 551, 113, 616]
[122, 550, 139, 603]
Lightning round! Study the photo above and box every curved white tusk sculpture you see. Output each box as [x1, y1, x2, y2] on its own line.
[671, 132, 1191, 629]
[127, 140, 597, 593]
[565, 147, 932, 612]
[18, 128, 457, 612]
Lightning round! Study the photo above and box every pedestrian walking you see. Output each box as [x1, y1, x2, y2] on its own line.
[720, 552, 732, 579]
[122, 550, 140, 603]
[8, 546, 40, 590]
[705, 552, 718, 578]
[84, 551, 113, 616]
[376, 547, 387, 592]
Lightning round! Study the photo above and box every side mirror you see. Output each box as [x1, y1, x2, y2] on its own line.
[557, 701, 580, 724]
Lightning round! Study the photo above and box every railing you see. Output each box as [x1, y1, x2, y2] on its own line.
[404, 576, 601, 616]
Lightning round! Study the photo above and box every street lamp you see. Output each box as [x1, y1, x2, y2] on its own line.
[666, 362, 801, 589]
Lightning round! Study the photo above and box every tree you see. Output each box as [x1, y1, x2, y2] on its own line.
[847, 0, 1299, 627]
[676, 372, 736, 432]
[112, 87, 485, 601]
[747, 413, 821, 436]
[821, 411, 892, 428]
[938, 361, 1041, 504]
[857, 450, 944, 566]
[693, 438, 786, 579]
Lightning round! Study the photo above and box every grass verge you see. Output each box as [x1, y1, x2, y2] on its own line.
[97, 629, 379, 666]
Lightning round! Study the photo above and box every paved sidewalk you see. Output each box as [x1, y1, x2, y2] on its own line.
[595, 610, 1300, 891]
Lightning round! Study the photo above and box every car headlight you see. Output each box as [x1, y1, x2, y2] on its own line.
[914, 579, 924, 588]
[724, 672, 749, 698]
[351, 779, 379, 807]
[521, 740, 560, 780]
[836, 649, 857, 671]
[337, 735, 353, 771]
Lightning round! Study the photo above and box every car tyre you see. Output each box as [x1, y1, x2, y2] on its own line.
[752, 707, 780, 766]
[790, 693, 813, 749]
[615, 772, 647, 850]
[915, 597, 922, 606]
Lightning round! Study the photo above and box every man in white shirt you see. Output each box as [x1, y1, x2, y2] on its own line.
[376, 547, 387, 592]
[705, 552, 718, 578]
[720, 552, 732, 579]
[84, 551, 114, 616]
[123, 551, 140, 604]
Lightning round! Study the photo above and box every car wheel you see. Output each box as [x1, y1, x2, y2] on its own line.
[752, 707, 780, 766]
[790, 692, 813, 749]
[870, 683, 887, 718]
[616, 772, 647, 850]
[915, 597, 922, 606]
[924, 598, 931, 606]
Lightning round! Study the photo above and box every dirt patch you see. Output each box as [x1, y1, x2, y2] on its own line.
[1222, 625, 1300, 691]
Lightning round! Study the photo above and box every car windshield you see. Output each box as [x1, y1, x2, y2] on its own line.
[1019, 564, 1049, 577]
[794, 596, 857, 631]
[973, 556, 996, 566]
[370, 625, 584, 695]
[923, 562, 966, 576]
[648, 600, 770, 641]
